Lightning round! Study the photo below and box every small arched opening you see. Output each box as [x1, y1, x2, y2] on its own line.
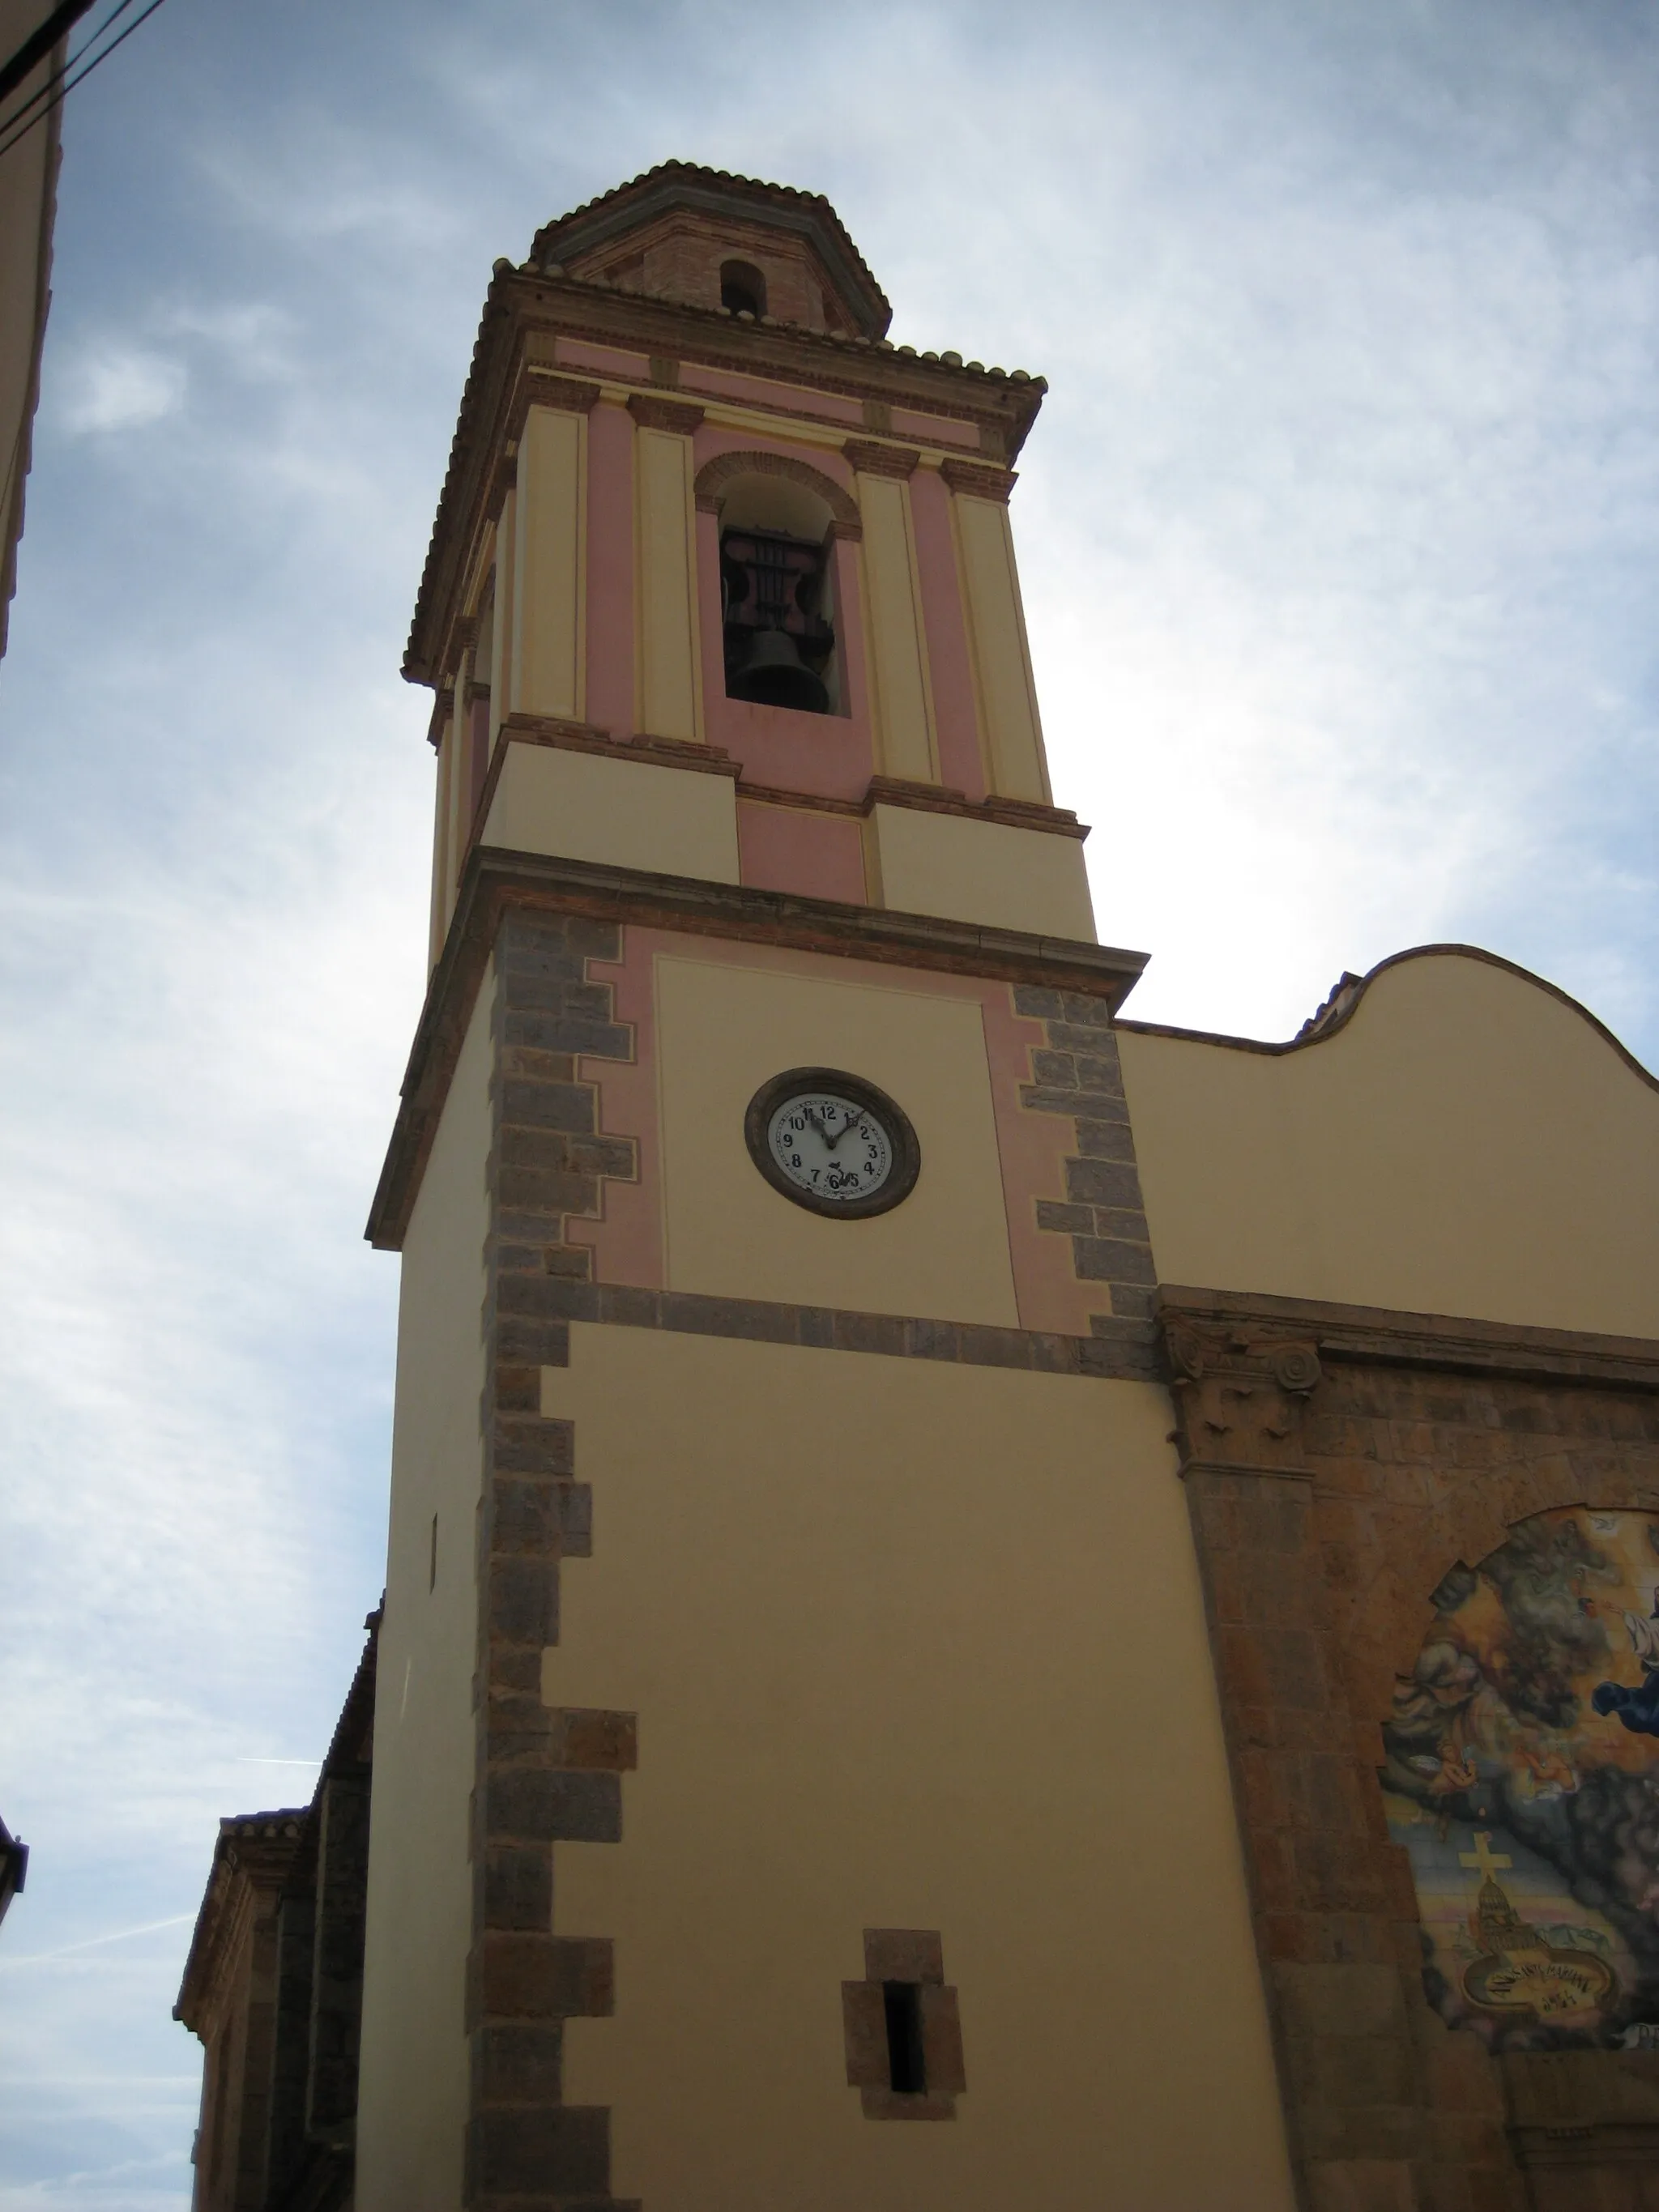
[720, 259, 767, 319]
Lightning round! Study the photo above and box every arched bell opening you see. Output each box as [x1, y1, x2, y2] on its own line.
[716, 471, 842, 718]
[719, 258, 767, 318]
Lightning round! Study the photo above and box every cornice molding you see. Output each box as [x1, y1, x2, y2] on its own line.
[368, 847, 1147, 1251]
[1157, 1284, 1659, 1395]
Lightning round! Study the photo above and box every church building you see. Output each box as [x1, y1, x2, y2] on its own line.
[175, 162, 1659, 2212]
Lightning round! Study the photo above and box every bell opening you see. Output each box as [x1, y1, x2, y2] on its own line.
[719, 522, 837, 718]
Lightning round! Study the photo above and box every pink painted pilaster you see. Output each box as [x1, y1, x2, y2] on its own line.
[909, 466, 987, 801]
[584, 399, 634, 739]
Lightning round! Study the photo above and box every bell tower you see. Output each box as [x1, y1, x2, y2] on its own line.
[356, 163, 1292, 2212]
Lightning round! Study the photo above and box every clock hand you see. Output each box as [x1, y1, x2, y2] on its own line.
[825, 1110, 864, 1153]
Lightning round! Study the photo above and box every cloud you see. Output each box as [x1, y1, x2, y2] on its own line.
[54, 345, 186, 436]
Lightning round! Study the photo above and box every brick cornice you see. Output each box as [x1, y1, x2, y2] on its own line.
[625, 391, 705, 435]
[368, 847, 1147, 1251]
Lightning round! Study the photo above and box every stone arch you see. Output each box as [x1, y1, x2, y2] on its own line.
[693, 449, 862, 539]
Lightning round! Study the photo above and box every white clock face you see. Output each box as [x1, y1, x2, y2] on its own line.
[766, 1090, 893, 1205]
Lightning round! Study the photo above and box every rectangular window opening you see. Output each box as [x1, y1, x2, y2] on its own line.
[429, 1512, 438, 1592]
[882, 1980, 926, 2096]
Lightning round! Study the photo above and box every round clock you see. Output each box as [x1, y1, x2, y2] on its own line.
[744, 1067, 921, 1219]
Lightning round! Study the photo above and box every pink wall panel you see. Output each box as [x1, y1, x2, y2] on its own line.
[736, 801, 867, 905]
[678, 362, 864, 424]
[573, 927, 1099, 1339]
[584, 399, 634, 738]
[556, 338, 652, 378]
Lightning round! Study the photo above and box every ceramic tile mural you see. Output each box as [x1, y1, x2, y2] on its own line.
[1383, 1507, 1659, 2052]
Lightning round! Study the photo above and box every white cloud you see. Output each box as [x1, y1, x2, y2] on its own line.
[55, 345, 186, 436]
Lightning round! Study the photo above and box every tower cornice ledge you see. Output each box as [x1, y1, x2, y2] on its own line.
[366, 847, 1147, 1252]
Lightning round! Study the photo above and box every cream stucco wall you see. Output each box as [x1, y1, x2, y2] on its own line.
[654, 953, 1019, 1323]
[952, 494, 1049, 804]
[510, 403, 586, 722]
[864, 802, 1096, 941]
[1121, 949, 1659, 1336]
[539, 1326, 1294, 2212]
[356, 978, 493, 2212]
[635, 424, 703, 743]
[855, 472, 937, 783]
[481, 739, 740, 883]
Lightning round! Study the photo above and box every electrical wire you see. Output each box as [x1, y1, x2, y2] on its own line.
[0, 0, 143, 150]
[0, 0, 168, 165]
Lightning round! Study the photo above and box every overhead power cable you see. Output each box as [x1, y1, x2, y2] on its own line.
[0, 0, 141, 149]
[0, 0, 99, 109]
[0, 0, 167, 165]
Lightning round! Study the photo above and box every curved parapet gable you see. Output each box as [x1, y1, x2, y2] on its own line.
[1119, 946, 1659, 1338]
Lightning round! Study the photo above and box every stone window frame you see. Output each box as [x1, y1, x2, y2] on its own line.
[841, 1928, 966, 2121]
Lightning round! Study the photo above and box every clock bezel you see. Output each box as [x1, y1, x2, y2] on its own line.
[743, 1066, 921, 1220]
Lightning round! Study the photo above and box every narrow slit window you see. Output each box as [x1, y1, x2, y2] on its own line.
[883, 1981, 925, 2095]
[429, 1512, 438, 1592]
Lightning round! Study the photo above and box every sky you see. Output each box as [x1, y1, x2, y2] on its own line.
[0, 0, 1656, 2204]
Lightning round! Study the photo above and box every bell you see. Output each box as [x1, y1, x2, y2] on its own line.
[728, 628, 830, 715]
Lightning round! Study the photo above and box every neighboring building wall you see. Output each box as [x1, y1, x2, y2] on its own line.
[543, 1322, 1296, 2212]
[0, 2, 63, 657]
[1120, 949, 1659, 1339]
[355, 981, 493, 2212]
[174, 1816, 307, 2212]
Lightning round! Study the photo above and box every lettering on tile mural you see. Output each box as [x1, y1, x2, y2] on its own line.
[1383, 1507, 1659, 2050]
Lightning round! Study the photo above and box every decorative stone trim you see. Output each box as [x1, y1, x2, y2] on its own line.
[1158, 1283, 1659, 2212]
[939, 458, 1017, 502]
[625, 391, 704, 436]
[692, 446, 862, 539]
[467, 910, 643, 2212]
[842, 1929, 966, 2122]
[368, 851, 1147, 1252]
[841, 437, 920, 479]
[518, 369, 603, 420]
[524, 1276, 1158, 1382]
[1014, 985, 1158, 1365]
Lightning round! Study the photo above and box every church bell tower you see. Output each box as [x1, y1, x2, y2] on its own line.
[354, 163, 1292, 2212]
